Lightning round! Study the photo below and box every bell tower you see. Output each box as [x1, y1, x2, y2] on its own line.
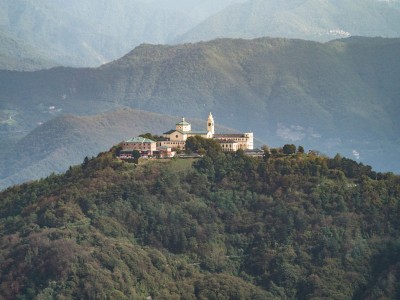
[207, 112, 215, 135]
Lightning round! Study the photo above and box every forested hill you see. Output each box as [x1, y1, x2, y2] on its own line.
[1, 37, 400, 172]
[1, 146, 400, 299]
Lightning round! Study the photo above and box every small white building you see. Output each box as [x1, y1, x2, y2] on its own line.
[216, 139, 239, 152]
[213, 133, 253, 150]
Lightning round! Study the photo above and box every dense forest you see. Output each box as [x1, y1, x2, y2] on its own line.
[0, 143, 400, 299]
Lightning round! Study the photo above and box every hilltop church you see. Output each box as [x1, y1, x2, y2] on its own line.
[158, 113, 253, 152]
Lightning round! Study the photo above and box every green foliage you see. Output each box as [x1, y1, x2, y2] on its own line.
[131, 150, 141, 159]
[0, 144, 400, 298]
[139, 133, 162, 141]
[282, 144, 296, 155]
[185, 135, 222, 155]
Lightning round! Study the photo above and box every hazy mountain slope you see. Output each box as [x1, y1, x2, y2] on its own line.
[0, 37, 399, 173]
[0, 0, 190, 67]
[0, 109, 173, 189]
[148, 0, 247, 21]
[0, 0, 243, 68]
[0, 31, 56, 71]
[2, 0, 399, 68]
[0, 109, 235, 190]
[1, 146, 399, 298]
[175, 0, 400, 43]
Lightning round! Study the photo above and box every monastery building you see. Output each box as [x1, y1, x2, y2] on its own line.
[120, 113, 254, 157]
[159, 113, 253, 151]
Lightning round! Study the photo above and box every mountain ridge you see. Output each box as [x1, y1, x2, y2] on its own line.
[0, 31, 57, 71]
[0, 0, 245, 68]
[2, 0, 400, 69]
[0, 36, 399, 174]
[174, 0, 400, 43]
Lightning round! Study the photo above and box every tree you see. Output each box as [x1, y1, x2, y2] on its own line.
[270, 148, 279, 155]
[82, 156, 90, 169]
[261, 145, 270, 153]
[262, 145, 271, 161]
[185, 136, 201, 154]
[283, 144, 296, 155]
[132, 150, 141, 159]
[185, 136, 222, 154]
[297, 145, 305, 154]
[139, 133, 161, 141]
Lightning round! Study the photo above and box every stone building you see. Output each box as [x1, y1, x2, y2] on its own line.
[121, 137, 157, 155]
[158, 113, 253, 152]
[215, 139, 239, 152]
[158, 114, 214, 150]
[213, 133, 254, 150]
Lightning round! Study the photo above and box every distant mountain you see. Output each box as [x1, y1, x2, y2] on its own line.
[175, 0, 400, 43]
[0, 37, 399, 174]
[0, 108, 235, 190]
[147, 0, 246, 20]
[0, 0, 186, 67]
[2, 0, 399, 68]
[0, 0, 243, 68]
[0, 109, 165, 189]
[0, 31, 56, 71]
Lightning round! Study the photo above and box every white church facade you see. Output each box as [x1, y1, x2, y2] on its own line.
[158, 113, 253, 152]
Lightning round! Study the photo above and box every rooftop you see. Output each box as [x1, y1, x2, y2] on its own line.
[163, 129, 184, 135]
[125, 137, 156, 143]
[215, 139, 238, 144]
[176, 117, 191, 126]
[214, 134, 247, 138]
[187, 131, 208, 135]
[164, 129, 208, 135]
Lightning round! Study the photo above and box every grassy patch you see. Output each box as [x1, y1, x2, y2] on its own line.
[0, 109, 18, 126]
